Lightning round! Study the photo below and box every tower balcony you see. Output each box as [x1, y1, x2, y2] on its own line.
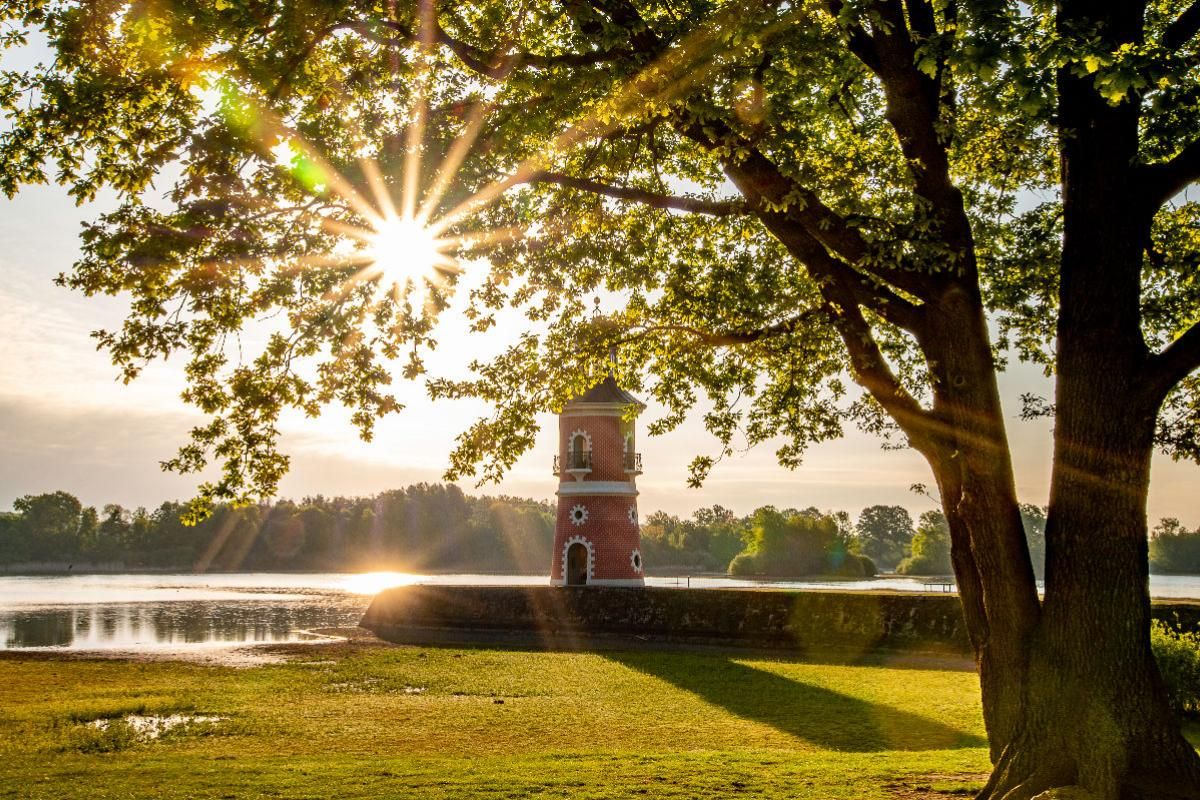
[624, 452, 643, 475]
[553, 452, 593, 481]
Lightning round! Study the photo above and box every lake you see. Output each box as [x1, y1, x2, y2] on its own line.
[4, 571, 1200, 651]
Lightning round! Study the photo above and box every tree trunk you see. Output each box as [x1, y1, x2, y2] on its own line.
[978, 343, 1200, 800]
[976, 3, 1200, 788]
[920, 292, 1041, 761]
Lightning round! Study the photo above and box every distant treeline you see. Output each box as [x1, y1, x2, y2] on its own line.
[1, 485, 1155, 577]
[1150, 519, 1200, 575]
[0, 485, 556, 573]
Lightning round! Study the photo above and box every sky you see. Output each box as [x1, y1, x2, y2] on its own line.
[1, 176, 1197, 527]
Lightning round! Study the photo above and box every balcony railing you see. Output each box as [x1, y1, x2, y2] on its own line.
[553, 451, 593, 477]
[551, 451, 641, 477]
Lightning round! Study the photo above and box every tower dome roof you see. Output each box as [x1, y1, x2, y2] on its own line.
[568, 374, 645, 409]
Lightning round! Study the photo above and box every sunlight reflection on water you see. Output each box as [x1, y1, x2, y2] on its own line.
[2, 571, 1197, 651]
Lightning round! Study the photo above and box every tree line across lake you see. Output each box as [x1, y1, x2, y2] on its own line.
[1, 484, 1190, 577]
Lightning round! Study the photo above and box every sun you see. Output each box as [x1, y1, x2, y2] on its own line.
[365, 216, 446, 288]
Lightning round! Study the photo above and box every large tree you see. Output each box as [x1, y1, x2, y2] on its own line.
[3, 1, 1200, 796]
[855, 503, 915, 568]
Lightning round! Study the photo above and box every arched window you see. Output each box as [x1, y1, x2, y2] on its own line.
[569, 430, 591, 469]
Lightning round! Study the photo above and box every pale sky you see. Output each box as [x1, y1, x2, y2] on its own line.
[1, 177, 1196, 527]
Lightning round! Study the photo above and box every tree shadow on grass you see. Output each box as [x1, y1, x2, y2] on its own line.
[606, 651, 986, 752]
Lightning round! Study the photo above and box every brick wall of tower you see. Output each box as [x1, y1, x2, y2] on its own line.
[551, 494, 642, 581]
[553, 407, 643, 584]
[559, 414, 630, 483]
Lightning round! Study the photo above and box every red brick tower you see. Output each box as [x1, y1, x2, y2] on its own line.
[550, 375, 646, 586]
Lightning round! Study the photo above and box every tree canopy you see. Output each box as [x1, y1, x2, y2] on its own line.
[854, 503, 914, 568]
[896, 509, 951, 575]
[2, 1, 1193, 518]
[4, 1, 1200, 796]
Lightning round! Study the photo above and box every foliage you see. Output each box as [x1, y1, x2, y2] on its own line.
[1151, 621, 1200, 715]
[0, 484, 554, 573]
[1, 1, 1195, 522]
[854, 505, 914, 570]
[897, 511, 953, 577]
[1150, 518, 1200, 574]
[639, 505, 750, 571]
[728, 506, 864, 578]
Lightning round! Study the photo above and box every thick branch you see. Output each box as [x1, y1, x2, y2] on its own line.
[904, 0, 937, 40]
[1147, 321, 1200, 404]
[270, 23, 345, 99]
[624, 309, 829, 348]
[589, 0, 665, 53]
[1165, 1, 1200, 50]
[529, 172, 749, 216]
[824, 0, 882, 72]
[810, 261, 943, 454]
[756, 207, 925, 334]
[1141, 136, 1200, 209]
[347, 18, 630, 81]
[675, 116, 932, 300]
[560, 0, 935, 311]
[825, 1, 976, 268]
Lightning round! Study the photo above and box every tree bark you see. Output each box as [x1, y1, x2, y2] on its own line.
[919, 289, 1041, 761]
[977, 4, 1200, 794]
[979, 307, 1200, 798]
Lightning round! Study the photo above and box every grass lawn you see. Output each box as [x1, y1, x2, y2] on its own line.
[0, 638, 996, 799]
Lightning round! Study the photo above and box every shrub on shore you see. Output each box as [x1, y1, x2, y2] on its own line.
[1151, 621, 1200, 715]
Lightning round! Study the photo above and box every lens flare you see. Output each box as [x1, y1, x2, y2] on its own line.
[365, 216, 447, 289]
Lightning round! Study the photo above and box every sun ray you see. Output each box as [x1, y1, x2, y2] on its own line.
[210, 3, 786, 356]
[275, 134, 384, 228]
[417, 98, 495, 223]
[441, 225, 528, 252]
[317, 217, 380, 243]
[400, 0, 437, 222]
[361, 159, 398, 221]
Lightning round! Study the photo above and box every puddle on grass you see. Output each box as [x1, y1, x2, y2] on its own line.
[89, 713, 226, 739]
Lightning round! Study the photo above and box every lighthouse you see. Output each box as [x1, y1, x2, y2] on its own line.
[551, 374, 646, 586]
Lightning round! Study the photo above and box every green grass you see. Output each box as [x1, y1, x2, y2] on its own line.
[0, 641, 992, 799]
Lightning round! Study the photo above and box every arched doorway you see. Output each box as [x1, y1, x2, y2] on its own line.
[566, 542, 588, 586]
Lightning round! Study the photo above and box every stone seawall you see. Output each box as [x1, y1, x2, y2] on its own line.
[361, 585, 976, 653]
[362, 586, 1200, 654]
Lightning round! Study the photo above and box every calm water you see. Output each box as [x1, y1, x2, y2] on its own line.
[4, 571, 1200, 651]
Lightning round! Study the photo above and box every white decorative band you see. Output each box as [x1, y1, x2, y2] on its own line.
[560, 405, 634, 417]
[556, 482, 639, 497]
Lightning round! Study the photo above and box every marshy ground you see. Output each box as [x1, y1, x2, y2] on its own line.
[0, 630, 1019, 799]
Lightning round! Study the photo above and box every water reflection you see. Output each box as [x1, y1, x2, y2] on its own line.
[0, 600, 366, 650]
[3, 571, 1199, 651]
